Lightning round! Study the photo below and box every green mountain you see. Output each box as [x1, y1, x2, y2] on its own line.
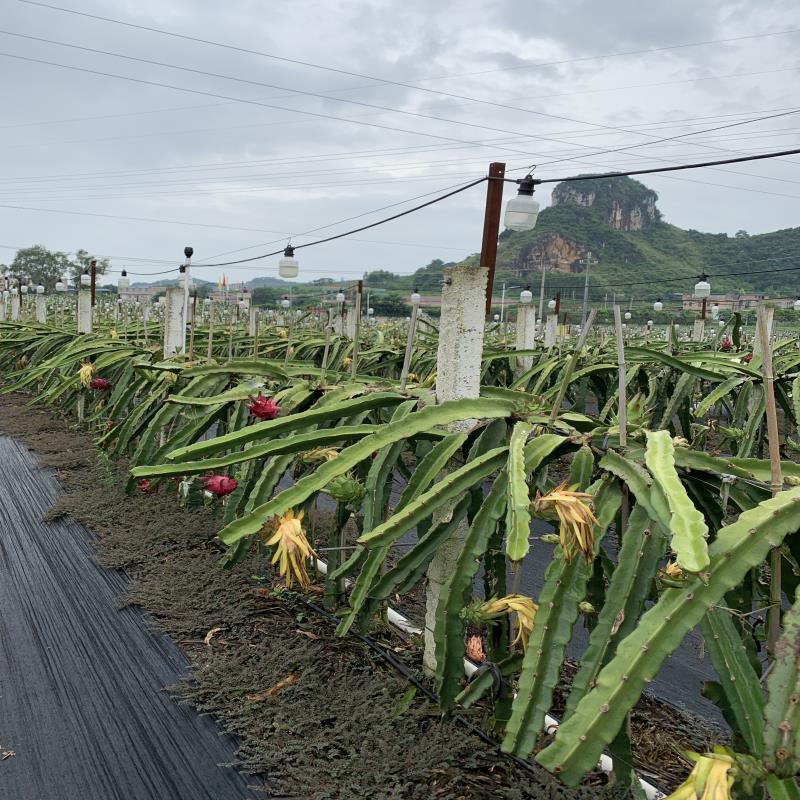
[408, 176, 800, 301]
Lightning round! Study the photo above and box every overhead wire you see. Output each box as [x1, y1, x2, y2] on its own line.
[14, 1, 800, 172]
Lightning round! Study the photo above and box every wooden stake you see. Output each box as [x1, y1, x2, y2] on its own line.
[207, 302, 215, 360]
[614, 305, 627, 448]
[757, 305, 783, 658]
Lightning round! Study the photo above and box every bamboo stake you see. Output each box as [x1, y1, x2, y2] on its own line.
[613, 305, 627, 448]
[548, 309, 596, 425]
[399, 303, 419, 391]
[757, 305, 783, 658]
[206, 302, 215, 360]
[351, 280, 362, 379]
[320, 309, 333, 384]
[188, 295, 197, 360]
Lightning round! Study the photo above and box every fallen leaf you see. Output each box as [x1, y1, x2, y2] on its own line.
[246, 673, 299, 702]
[296, 629, 318, 639]
[2, 751, 15, 760]
[204, 626, 224, 646]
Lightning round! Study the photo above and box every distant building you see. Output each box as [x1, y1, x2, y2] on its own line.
[681, 293, 795, 311]
[209, 282, 248, 305]
[118, 285, 160, 304]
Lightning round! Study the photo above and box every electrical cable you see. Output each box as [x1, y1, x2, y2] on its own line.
[16, 0, 800, 179]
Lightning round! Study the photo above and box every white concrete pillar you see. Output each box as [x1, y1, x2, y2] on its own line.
[424, 265, 487, 675]
[163, 286, 185, 357]
[434, 265, 487, 405]
[77, 291, 92, 333]
[344, 306, 357, 341]
[515, 305, 537, 372]
[248, 306, 258, 338]
[11, 295, 20, 321]
[35, 294, 47, 324]
[692, 319, 705, 343]
[544, 315, 558, 348]
[0, 299, 6, 321]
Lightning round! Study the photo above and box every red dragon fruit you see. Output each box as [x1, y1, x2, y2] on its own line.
[247, 393, 279, 420]
[720, 336, 732, 352]
[89, 377, 111, 391]
[203, 475, 238, 497]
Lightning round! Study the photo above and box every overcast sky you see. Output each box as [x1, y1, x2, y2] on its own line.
[1, 0, 799, 286]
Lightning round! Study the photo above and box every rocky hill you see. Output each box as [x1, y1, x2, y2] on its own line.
[409, 175, 800, 300]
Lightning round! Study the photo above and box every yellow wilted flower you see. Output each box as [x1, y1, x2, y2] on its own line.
[277, 329, 288, 339]
[666, 749, 734, 800]
[77, 361, 95, 388]
[109, 328, 118, 339]
[475, 594, 538, 651]
[343, 356, 352, 369]
[261, 509, 317, 589]
[533, 482, 597, 563]
[303, 447, 339, 464]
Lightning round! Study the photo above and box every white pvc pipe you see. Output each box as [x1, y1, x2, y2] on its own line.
[312, 557, 663, 798]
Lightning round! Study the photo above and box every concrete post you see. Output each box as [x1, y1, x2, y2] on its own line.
[35, 294, 47, 324]
[515, 305, 537, 372]
[248, 306, 258, 338]
[692, 319, 705, 343]
[344, 306, 357, 340]
[423, 265, 487, 675]
[163, 286, 185, 357]
[11, 295, 20, 321]
[77, 290, 92, 333]
[544, 315, 558, 348]
[0, 299, 6, 321]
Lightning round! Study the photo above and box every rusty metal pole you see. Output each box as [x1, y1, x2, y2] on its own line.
[555, 291, 561, 316]
[481, 162, 506, 317]
[90, 259, 97, 307]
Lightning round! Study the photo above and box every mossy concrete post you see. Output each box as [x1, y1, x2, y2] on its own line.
[515, 305, 536, 372]
[163, 286, 185, 357]
[77, 290, 92, 333]
[423, 264, 487, 675]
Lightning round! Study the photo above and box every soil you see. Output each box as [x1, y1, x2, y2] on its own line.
[0, 392, 723, 798]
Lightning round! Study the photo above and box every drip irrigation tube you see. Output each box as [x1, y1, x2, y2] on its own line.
[311, 557, 665, 798]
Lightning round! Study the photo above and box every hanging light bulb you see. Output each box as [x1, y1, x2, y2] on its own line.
[504, 174, 540, 231]
[281, 296, 291, 309]
[80, 269, 91, 288]
[547, 298, 557, 310]
[20, 283, 28, 294]
[2, 290, 9, 301]
[410, 288, 421, 306]
[624, 310, 632, 320]
[622, 323, 627, 329]
[653, 298, 663, 312]
[647, 320, 654, 327]
[693, 273, 711, 298]
[711, 303, 720, 318]
[278, 245, 299, 279]
[36, 284, 44, 294]
[718, 319, 725, 327]
[203, 297, 211, 306]
[336, 291, 346, 303]
[519, 286, 533, 304]
[367, 307, 374, 316]
[794, 297, 800, 311]
[55, 277, 66, 292]
[493, 313, 500, 322]
[118, 269, 130, 290]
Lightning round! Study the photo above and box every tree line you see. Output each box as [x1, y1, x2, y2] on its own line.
[0, 245, 110, 291]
